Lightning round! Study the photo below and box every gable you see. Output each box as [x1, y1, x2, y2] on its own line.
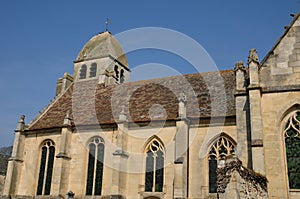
[259, 13, 300, 88]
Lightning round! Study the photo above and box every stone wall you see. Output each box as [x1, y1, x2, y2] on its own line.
[217, 157, 268, 199]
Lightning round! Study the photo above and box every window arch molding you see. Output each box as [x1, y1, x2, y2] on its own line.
[36, 139, 56, 196]
[143, 135, 165, 153]
[206, 132, 237, 154]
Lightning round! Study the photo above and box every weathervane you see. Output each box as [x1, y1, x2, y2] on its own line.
[105, 18, 110, 31]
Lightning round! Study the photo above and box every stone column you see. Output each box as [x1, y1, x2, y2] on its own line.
[174, 94, 189, 199]
[54, 111, 72, 196]
[111, 107, 128, 198]
[247, 49, 265, 175]
[3, 115, 26, 197]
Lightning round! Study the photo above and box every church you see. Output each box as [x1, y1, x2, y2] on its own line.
[2, 12, 300, 199]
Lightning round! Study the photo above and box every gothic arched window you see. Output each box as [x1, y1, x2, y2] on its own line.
[208, 136, 235, 193]
[79, 64, 87, 79]
[89, 63, 97, 78]
[284, 111, 300, 189]
[145, 139, 165, 192]
[86, 137, 105, 196]
[37, 140, 55, 195]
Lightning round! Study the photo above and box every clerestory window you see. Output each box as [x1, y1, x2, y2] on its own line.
[208, 136, 235, 193]
[284, 111, 300, 189]
[86, 137, 105, 195]
[37, 140, 55, 195]
[145, 139, 165, 192]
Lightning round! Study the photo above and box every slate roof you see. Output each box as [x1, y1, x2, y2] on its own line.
[28, 70, 236, 131]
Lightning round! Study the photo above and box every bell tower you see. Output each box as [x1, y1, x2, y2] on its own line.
[73, 31, 130, 85]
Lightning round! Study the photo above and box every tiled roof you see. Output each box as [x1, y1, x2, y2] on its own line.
[28, 70, 236, 130]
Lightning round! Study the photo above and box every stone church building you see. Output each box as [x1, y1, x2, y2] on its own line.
[2, 13, 300, 199]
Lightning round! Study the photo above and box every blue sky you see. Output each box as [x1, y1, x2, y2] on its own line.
[0, 1, 299, 147]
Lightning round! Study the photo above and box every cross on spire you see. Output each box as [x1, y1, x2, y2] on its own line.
[105, 18, 110, 31]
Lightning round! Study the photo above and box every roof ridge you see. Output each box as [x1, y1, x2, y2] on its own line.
[113, 69, 234, 88]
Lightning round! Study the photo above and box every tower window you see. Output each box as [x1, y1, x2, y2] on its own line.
[284, 111, 300, 189]
[120, 69, 125, 83]
[79, 64, 87, 79]
[86, 137, 105, 196]
[89, 63, 97, 78]
[145, 139, 165, 192]
[208, 136, 235, 193]
[37, 140, 55, 195]
[114, 65, 119, 81]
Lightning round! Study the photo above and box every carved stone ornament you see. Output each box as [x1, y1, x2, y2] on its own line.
[234, 61, 246, 72]
[247, 48, 259, 65]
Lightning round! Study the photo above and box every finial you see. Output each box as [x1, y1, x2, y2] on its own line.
[179, 93, 187, 103]
[234, 61, 246, 72]
[119, 105, 127, 122]
[178, 93, 187, 118]
[247, 48, 259, 65]
[16, 115, 25, 131]
[105, 18, 110, 31]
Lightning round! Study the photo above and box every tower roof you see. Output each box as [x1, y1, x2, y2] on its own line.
[75, 31, 128, 67]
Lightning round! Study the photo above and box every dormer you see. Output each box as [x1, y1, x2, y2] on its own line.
[73, 31, 130, 85]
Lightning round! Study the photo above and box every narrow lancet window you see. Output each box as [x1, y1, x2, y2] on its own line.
[37, 140, 55, 195]
[145, 139, 165, 192]
[208, 136, 235, 193]
[86, 137, 105, 195]
[284, 111, 300, 189]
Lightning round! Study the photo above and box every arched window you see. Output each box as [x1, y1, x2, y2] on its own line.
[86, 137, 105, 196]
[89, 63, 97, 78]
[120, 69, 125, 83]
[208, 136, 235, 193]
[79, 64, 87, 79]
[37, 140, 55, 195]
[145, 139, 165, 192]
[114, 65, 119, 81]
[284, 111, 300, 189]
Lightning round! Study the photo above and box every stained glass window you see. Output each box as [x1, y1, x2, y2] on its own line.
[208, 136, 235, 193]
[37, 140, 55, 195]
[284, 111, 300, 189]
[145, 139, 165, 192]
[86, 137, 105, 195]
[79, 64, 87, 79]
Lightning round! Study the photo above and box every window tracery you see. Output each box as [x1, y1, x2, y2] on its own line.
[37, 140, 55, 195]
[145, 139, 165, 192]
[284, 111, 300, 189]
[208, 136, 235, 193]
[86, 137, 105, 195]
